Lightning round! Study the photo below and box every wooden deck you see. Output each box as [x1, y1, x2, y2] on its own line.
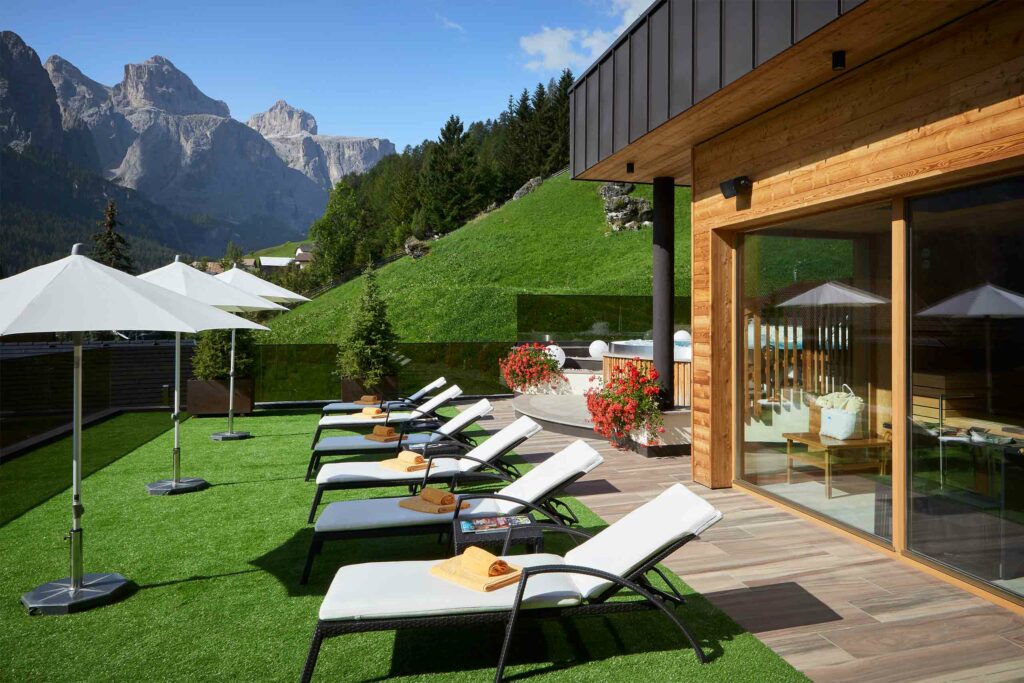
[485, 399, 1024, 682]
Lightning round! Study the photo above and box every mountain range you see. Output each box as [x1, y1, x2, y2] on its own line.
[0, 30, 395, 274]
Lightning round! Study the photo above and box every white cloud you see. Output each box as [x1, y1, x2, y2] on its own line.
[518, 0, 653, 73]
[438, 14, 464, 32]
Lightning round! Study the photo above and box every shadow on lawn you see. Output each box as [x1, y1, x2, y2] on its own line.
[0, 411, 173, 528]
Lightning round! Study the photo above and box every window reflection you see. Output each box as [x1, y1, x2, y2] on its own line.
[738, 204, 893, 540]
[908, 176, 1024, 598]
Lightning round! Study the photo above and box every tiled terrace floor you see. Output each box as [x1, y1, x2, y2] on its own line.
[485, 399, 1024, 682]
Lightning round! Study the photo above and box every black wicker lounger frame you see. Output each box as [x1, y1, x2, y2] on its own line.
[306, 443, 527, 523]
[310, 402, 452, 449]
[299, 525, 708, 682]
[299, 485, 583, 585]
[304, 421, 477, 482]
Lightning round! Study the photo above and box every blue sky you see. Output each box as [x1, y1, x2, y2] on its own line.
[7, 0, 650, 149]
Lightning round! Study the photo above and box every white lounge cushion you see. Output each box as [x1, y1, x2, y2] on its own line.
[315, 413, 537, 486]
[456, 415, 539, 473]
[437, 398, 492, 437]
[315, 458, 461, 486]
[409, 384, 463, 416]
[319, 553, 579, 621]
[564, 484, 722, 599]
[314, 495, 497, 532]
[313, 432, 438, 454]
[486, 440, 602, 515]
[407, 376, 446, 402]
[315, 439, 602, 532]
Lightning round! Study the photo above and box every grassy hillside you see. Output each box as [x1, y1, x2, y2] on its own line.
[248, 240, 304, 258]
[263, 174, 692, 343]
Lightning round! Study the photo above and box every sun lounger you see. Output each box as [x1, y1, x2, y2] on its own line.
[300, 440, 603, 584]
[311, 384, 463, 448]
[307, 415, 542, 522]
[304, 398, 493, 481]
[299, 483, 722, 682]
[320, 377, 446, 415]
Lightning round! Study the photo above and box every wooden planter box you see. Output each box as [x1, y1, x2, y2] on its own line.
[340, 376, 399, 402]
[186, 378, 254, 416]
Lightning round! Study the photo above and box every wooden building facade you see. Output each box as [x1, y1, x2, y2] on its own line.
[569, 0, 1024, 611]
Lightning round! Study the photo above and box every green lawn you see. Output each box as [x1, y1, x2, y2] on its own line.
[263, 175, 693, 343]
[0, 409, 805, 681]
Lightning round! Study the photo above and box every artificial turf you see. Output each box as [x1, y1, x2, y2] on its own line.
[0, 409, 807, 682]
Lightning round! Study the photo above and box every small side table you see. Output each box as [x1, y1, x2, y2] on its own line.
[451, 514, 546, 555]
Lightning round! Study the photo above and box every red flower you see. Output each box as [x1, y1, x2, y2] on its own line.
[499, 343, 567, 392]
[584, 360, 665, 447]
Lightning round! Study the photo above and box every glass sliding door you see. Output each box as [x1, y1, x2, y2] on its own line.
[908, 175, 1024, 600]
[737, 203, 893, 541]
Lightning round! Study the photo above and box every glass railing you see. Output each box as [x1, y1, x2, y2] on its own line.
[516, 293, 691, 341]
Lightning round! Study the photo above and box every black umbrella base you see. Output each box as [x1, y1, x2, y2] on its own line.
[21, 573, 131, 615]
[210, 431, 252, 441]
[145, 477, 210, 495]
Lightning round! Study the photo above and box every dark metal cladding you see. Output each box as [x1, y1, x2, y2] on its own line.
[648, 2, 671, 129]
[723, 0, 754, 86]
[629, 22, 649, 143]
[569, 0, 855, 177]
[599, 59, 614, 158]
[586, 71, 600, 168]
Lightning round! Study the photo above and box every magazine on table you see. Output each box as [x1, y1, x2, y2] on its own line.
[459, 515, 532, 533]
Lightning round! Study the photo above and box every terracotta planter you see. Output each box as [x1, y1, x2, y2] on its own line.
[340, 376, 399, 402]
[186, 378, 254, 416]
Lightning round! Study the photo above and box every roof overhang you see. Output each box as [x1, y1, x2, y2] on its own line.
[568, 0, 990, 186]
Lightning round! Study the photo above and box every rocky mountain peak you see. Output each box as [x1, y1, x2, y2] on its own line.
[247, 100, 318, 137]
[0, 30, 63, 153]
[112, 55, 230, 117]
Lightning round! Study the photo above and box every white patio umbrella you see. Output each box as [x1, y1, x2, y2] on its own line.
[138, 257, 284, 488]
[777, 280, 891, 308]
[918, 282, 1024, 413]
[214, 265, 308, 438]
[215, 264, 311, 304]
[0, 245, 265, 615]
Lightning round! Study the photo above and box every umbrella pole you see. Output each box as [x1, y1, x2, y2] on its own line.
[228, 328, 236, 434]
[211, 329, 252, 441]
[20, 333, 130, 614]
[146, 332, 209, 495]
[172, 332, 181, 484]
[70, 333, 84, 591]
[985, 317, 993, 414]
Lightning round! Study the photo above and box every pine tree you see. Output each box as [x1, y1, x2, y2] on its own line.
[91, 200, 134, 273]
[545, 69, 574, 175]
[528, 82, 550, 176]
[309, 180, 365, 281]
[220, 241, 245, 271]
[416, 115, 481, 235]
[336, 264, 399, 391]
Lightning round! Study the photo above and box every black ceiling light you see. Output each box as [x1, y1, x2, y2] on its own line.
[626, 162, 635, 174]
[719, 176, 752, 199]
[832, 50, 846, 71]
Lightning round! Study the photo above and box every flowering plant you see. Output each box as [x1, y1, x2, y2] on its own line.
[585, 359, 664, 445]
[499, 343, 566, 393]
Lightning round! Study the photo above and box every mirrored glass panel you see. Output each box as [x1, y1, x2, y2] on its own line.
[908, 175, 1024, 599]
[738, 204, 893, 541]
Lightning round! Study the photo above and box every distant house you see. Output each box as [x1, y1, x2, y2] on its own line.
[192, 261, 224, 274]
[294, 242, 316, 270]
[241, 258, 257, 268]
[256, 256, 295, 271]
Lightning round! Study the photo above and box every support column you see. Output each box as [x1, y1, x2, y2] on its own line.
[652, 177, 675, 408]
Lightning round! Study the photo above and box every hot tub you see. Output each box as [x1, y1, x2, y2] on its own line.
[609, 339, 692, 362]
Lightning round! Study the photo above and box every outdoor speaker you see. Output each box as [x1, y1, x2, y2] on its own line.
[832, 50, 846, 71]
[719, 176, 752, 199]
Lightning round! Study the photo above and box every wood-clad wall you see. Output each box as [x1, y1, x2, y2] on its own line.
[688, 0, 1024, 489]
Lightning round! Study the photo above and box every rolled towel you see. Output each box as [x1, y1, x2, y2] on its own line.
[361, 394, 379, 403]
[361, 407, 384, 417]
[397, 450, 424, 465]
[461, 546, 511, 577]
[420, 487, 454, 506]
[372, 425, 396, 437]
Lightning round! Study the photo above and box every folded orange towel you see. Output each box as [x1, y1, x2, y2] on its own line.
[360, 407, 384, 417]
[380, 458, 429, 473]
[429, 552, 522, 592]
[373, 425, 396, 437]
[420, 487, 454, 506]
[397, 450, 424, 465]
[364, 433, 402, 443]
[398, 494, 468, 515]
[461, 546, 512, 577]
